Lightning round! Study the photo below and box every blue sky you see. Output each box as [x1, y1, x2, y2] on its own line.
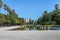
[2, 0, 60, 20]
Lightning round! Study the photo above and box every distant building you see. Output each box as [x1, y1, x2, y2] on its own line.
[24, 18, 30, 24]
[24, 18, 36, 24]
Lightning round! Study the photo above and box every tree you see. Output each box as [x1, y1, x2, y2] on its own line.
[0, 0, 25, 26]
[0, 0, 3, 13]
[4, 4, 8, 14]
[37, 17, 43, 24]
[4, 4, 12, 14]
[37, 4, 60, 25]
[55, 4, 59, 10]
[42, 10, 49, 22]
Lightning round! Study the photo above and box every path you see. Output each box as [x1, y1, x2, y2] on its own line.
[0, 30, 60, 40]
[0, 26, 21, 31]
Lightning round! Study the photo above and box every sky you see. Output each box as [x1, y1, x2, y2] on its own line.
[2, 0, 60, 20]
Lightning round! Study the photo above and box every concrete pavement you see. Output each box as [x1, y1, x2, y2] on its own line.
[0, 30, 60, 40]
[0, 26, 21, 31]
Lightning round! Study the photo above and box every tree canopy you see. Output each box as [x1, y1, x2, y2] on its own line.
[0, 0, 24, 26]
[37, 4, 60, 25]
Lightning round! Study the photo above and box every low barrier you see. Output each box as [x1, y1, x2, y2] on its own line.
[25, 25, 60, 30]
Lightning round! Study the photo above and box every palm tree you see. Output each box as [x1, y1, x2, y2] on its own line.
[55, 4, 59, 10]
[4, 4, 7, 14]
[4, 4, 11, 14]
[0, 0, 3, 13]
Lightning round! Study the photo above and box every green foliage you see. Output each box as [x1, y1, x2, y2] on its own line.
[0, 0, 24, 26]
[0, 0, 3, 8]
[37, 4, 60, 25]
[0, 13, 24, 25]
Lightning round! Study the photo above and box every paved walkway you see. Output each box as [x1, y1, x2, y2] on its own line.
[0, 26, 21, 31]
[0, 30, 60, 40]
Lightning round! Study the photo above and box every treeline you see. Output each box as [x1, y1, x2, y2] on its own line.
[37, 4, 60, 25]
[0, 0, 24, 26]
